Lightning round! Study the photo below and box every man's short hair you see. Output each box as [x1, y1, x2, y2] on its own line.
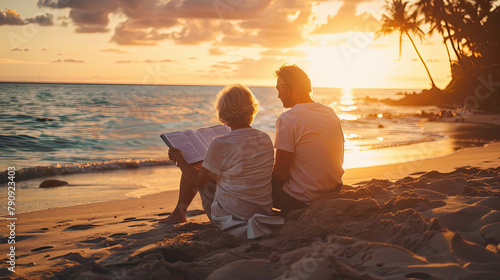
[215, 84, 259, 127]
[274, 64, 312, 96]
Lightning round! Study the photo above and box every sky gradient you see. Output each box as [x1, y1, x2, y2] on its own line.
[1, 0, 455, 89]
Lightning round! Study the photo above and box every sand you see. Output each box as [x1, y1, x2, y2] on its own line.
[1, 143, 500, 279]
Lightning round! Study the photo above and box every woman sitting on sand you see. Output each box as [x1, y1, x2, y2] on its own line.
[160, 85, 282, 238]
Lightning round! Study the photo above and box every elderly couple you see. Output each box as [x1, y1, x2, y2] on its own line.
[160, 65, 344, 238]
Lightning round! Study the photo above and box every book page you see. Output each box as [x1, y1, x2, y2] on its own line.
[161, 130, 207, 164]
[196, 125, 231, 147]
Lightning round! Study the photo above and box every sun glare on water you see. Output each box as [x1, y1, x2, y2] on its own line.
[329, 88, 359, 121]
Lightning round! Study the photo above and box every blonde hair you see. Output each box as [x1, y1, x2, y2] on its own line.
[214, 84, 259, 126]
[274, 64, 312, 96]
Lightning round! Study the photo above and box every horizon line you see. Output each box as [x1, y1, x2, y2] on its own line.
[0, 80, 423, 90]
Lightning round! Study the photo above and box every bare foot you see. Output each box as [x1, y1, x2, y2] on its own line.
[158, 213, 187, 224]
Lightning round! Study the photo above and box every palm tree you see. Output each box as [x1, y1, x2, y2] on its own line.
[377, 0, 438, 89]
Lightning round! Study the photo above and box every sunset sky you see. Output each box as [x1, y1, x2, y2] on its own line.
[1, 0, 454, 89]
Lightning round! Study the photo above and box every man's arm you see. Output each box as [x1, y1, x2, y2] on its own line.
[272, 149, 294, 188]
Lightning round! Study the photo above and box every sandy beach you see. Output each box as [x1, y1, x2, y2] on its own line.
[2, 143, 499, 279]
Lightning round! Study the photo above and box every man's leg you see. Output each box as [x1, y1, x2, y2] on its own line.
[272, 179, 309, 216]
[159, 173, 198, 224]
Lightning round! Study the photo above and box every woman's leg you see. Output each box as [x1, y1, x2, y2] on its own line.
[159, 173, 199, 224]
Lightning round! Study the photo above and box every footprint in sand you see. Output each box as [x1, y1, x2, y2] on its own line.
[0, 235, 33, 243]
[80, 237, 107, 244]
[31, 246, 54, 252]
[128, 223, 148, 227]
[156, 212, 171, 217]
[109, 232, 128, 238]
[120, 217, 154, 223]
[64, 224, 99, 231]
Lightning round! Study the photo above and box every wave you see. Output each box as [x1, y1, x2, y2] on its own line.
[0, 158, 174, 185]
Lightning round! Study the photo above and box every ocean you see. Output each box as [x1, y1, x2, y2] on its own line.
[1, 83, 497, 213]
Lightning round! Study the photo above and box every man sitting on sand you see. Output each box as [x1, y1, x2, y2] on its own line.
[272, 64, 345, 214]
[160, 85, 282, 238]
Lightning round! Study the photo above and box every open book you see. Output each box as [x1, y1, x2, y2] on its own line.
[160, 125, 231, 164]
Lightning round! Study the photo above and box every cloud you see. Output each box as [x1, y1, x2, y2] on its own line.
[110, 20, 170, 45]
[427, 58, 439, 62]
[52, 59, 85, 63]
[70, 9, 111, 33]
[0, 9, 25, 25]
[38, 0, 120, 32]
[220, 1, 312, 48]
[36, 0, 311, 47]
[170, 19, 219, 45]
[1, 9, 54, 26]
[220, 1, 313, 48]
[25, 13, 54, 26]
[11, 48, 29, 52]
[209, 48, 224, 55]
[23, 0, 381, 49]
[311, 1, 380, 34]
[100, 48, 127, 53]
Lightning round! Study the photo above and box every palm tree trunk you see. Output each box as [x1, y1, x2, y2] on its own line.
[442, 0, 462, 61]
[444, 22, 461, 61]
[442, 33, 454, 79]
[399, 32, 403, 60]
[405, 30, 437, 88]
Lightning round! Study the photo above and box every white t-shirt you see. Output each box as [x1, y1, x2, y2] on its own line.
[202, 128, 274, 221]
[275, 102, 344, 202]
